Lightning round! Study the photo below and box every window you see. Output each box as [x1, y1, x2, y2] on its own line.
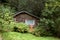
[25, 20, 35, 25]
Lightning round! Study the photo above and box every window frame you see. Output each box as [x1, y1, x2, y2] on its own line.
[25, 20, 35, 25]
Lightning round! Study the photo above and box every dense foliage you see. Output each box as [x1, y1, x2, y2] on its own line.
[0, 0, 45, 17]
[0, 5, 15, 31]
[0, 0, 60, 38]
[0, 5, 29, 33]
[13, 23, 29, 33]
[33, 0, 60, 37]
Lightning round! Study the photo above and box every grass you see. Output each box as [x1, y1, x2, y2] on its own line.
[2, 32, 60, 40]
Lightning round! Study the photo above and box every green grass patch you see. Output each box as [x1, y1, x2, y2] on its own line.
[2, 32, 60, 40]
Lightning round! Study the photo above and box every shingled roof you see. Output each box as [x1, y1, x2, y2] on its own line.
[14, 11, 40, 19]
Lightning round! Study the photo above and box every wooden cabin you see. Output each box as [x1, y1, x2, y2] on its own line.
[14, 11, 39, 27]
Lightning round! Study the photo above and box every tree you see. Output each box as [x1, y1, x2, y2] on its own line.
[4, 0, 45, 17]
[0, 5, 15, 31]
[41, 0, 60, 36]
[33, 0, 60, 37]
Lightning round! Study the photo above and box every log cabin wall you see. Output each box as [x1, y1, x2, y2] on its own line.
[14, 13, 39, 26]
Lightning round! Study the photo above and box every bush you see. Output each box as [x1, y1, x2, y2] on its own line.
[0, 5, 15, 32]
[32, 1, 60, 37]
[33, 26, 53, 37]
[32, 18, 60, 37]
[13, 22, 29, 33]
[32, 18, 54, 36]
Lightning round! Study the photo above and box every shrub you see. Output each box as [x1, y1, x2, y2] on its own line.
[0, 5, 15, 32]
[13, 22, 29, 33]
[32, 18, 60, 37]
[32, 18, 54, 36]
[33, 26, 53, 37]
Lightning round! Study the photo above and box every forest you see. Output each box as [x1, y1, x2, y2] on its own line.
[0, 0, 60, 40]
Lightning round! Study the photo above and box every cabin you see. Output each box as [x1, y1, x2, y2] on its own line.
[14, 11, 39, 27]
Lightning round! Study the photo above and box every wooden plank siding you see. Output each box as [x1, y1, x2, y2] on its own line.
[14, 13, 39, 26]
